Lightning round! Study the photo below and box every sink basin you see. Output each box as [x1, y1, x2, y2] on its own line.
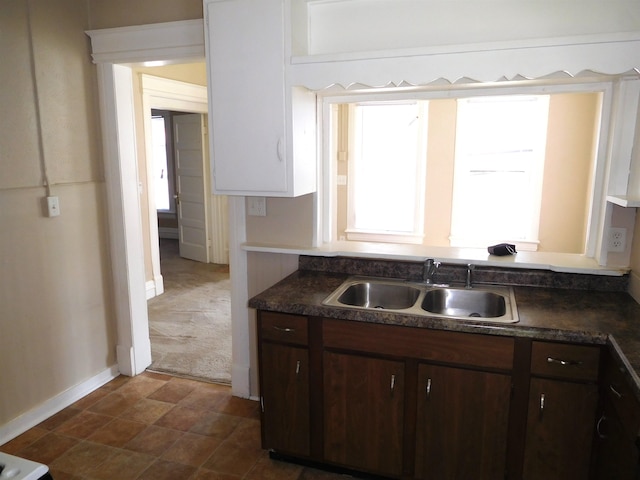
[421, 288, 506, 318]
[322, 276, 519, 323]
[337, 282, 421, 310]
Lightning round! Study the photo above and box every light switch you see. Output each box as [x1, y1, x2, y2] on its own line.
[46, 196, 60, 217]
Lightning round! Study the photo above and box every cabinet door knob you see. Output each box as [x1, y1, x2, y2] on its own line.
[547, 356, 583, 366]
[609, 384, 623, 399]
[596, 414, 608, 439]
[539, 393, 546, 419]
[276, 137, 284, 162]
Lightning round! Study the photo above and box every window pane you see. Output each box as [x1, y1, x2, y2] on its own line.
[152, 116, 170, 211]
[351, 103, 426, 234]
[451, 95, 549, 247]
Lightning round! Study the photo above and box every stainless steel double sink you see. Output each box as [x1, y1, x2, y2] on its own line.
[322, 276, 519, 323]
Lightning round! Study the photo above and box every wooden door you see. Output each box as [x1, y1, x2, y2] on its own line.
[260, 342, 310, 456]
[174, 113, 209, 263]
[414, 364, 511, 479]
[323, 351, 404, 477]
[523, 378, 599, 479]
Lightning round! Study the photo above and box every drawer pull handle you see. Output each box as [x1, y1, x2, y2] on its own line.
[539, 393, 546, 419]
[273, 326, 295, 333]
[609, 384, 623, 399]
[390, 374, 396, 393]
[295, 360, 301, 376]
[597, 414, 608, 439]
[426, 378, 432, 399]
[547, 356, 583, 366]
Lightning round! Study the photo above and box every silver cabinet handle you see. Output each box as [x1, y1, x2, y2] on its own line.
[547, 356, 583, 366]
[295, 360, 301, 376]
[539, 393, 546, 419]
[272, 326, 295, 333]
[609, 384, 623, 399]
[426, 378, 432, 399]
[390, 374, 396, 393]
[597, 414, 608, 439]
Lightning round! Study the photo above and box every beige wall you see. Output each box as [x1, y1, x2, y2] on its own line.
[0, 0, 115, 426]
[334, 93, 599, 253]
[89, 0, 202, 29]
[0, 0, 205, 437]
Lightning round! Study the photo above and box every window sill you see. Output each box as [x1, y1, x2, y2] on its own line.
[242, 240, 629, 276]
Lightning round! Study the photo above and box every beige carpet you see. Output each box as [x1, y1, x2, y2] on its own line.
[147, 239, 232, 385]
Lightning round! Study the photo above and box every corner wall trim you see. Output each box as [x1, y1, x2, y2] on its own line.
[0, 365, 120, 446]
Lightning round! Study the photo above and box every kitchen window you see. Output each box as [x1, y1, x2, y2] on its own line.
[323, 83, 605, 255]
[345, 101, 428, 244]
[450, 95, 550, 251]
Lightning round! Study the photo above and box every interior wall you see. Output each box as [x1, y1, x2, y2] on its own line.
[0, 0, 116, 426]
[88, 0, 203, 29]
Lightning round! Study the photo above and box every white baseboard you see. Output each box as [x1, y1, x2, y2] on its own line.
[145, 273, 164, 300]
[0, 365, 120, 446]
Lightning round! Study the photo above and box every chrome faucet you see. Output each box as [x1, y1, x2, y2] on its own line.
[423, 258, 441, 284]
[466, 264, 475, 289]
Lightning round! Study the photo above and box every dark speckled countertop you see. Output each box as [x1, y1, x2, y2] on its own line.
[248, 256, 640, 400]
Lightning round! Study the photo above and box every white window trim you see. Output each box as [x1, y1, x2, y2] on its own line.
[319, 79, 617, 258]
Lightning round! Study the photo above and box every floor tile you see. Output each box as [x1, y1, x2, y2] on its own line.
[154, 405, 203, 432]
[88, 392, 142, 417]
[55, 411, 113, 439]
[16, 432, 79, 464]
[201, 442, 264, 477]
[124, 425, 182, 457]
[0, 427, 49, 454]
[189, 411, 241, 439]
[147, 378, 198, 404]
[119, 397, 175, 424]
[191, 469, 242, 480]
[38, 407, 82, 431]
[84, 448, 154, 480]
[161, 432, 221, 467]
[87, 418, 148, 447]
[50, 441, 116, 476]
[136, 459, 197, 480]
[244, 455, 304, 480]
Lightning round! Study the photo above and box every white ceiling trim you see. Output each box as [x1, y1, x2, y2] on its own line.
[86, 19, 205, 65]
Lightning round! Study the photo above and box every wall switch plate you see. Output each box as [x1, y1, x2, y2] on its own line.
[46, 196, 60, 217]
[608, 227, 627, 252]
[247, 197, 267, 216]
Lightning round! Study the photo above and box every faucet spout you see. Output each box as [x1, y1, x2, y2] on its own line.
[466, 264, 475, 289]
[424, 259, 440, 284]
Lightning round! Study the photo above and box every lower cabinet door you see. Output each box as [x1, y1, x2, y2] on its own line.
[260, 342, 310, 456]
[414, 364, 512, 479]
[323, 351, 405, 477]
[595, 400, 640, 480]
[523, 378, 599, 479]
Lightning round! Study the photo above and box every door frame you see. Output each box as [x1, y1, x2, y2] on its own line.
[140, 74, 209, 298]
[86, 20, 252, 398]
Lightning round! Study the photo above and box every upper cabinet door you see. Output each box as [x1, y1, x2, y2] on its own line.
[205, 0, 288, 195]
[205, 0, 317, 197]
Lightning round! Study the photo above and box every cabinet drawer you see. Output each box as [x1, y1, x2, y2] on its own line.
[323, 319, 514, 370]
[603, 354, 640, 441]
[530, 341, 600, 381]
[260, 312, 308, 345]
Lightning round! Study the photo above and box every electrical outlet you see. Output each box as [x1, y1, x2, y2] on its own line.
[46, 196, 60, 217]
[247, 197, 266, 217]
[608, 227, 627, 252]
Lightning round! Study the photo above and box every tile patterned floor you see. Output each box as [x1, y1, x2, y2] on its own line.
[0, 372, 353, 480]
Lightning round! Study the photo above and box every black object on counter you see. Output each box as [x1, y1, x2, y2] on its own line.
[488, 243, 517, 256]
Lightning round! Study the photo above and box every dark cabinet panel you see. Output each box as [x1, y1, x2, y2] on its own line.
[415, 364, 511, 479]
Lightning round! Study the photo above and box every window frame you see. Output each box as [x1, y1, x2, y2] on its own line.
[345, 100, 428, 244]
[319, 79, 615, 259]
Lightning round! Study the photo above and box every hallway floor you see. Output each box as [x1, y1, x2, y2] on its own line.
[0, 372, 355, 479]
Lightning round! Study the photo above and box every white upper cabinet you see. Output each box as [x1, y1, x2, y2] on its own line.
[204, 0, 317, 197]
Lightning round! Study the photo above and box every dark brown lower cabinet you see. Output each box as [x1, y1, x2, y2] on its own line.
[323, 351, 405, 478]
[595, 398, 640, 479]
[414, 364, 512, 479]
[522, 378, 599, 480]
[260, 342, 310, 457]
